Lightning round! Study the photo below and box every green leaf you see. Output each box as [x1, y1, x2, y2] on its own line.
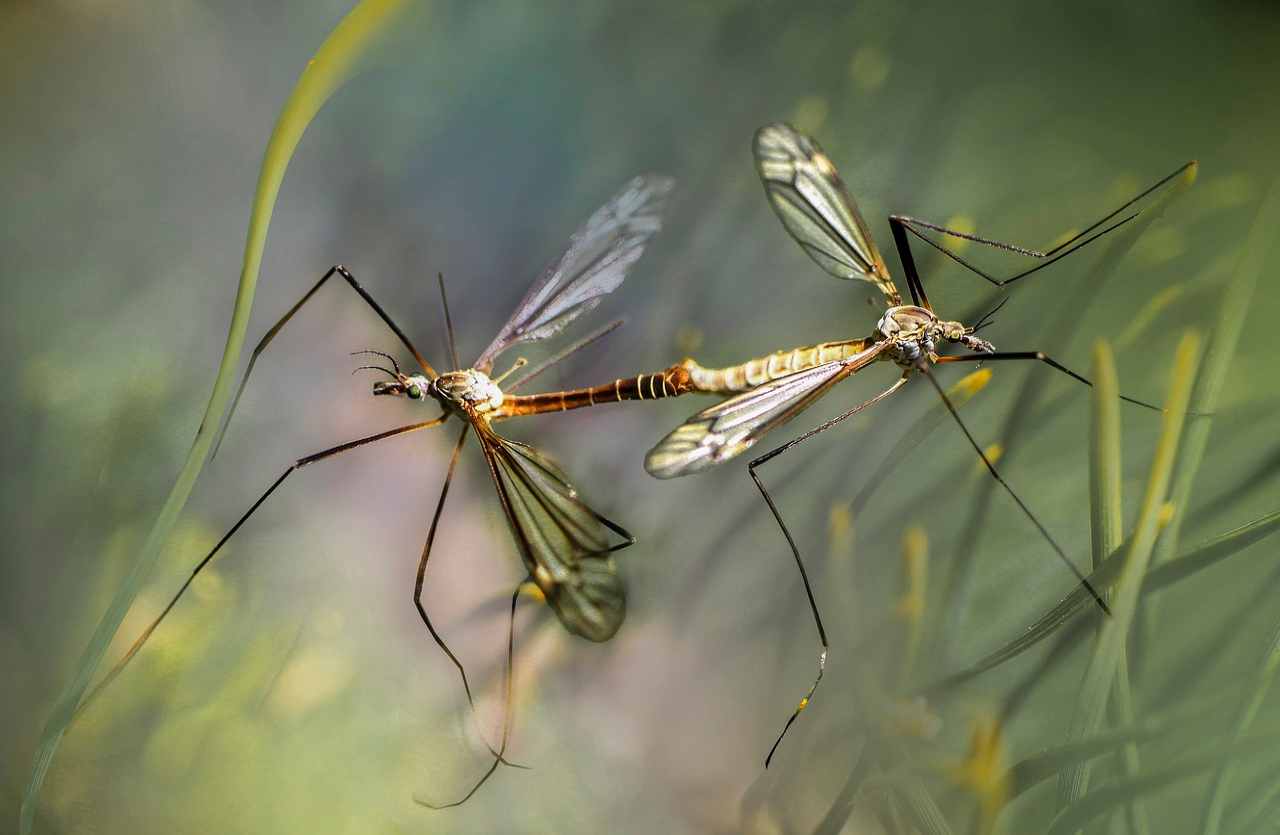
[1088, 339, 1152, 834]
[1088, 340, 1123, 575]
[1198, 614, 1280, 834]
[1055, 331, 1201, 823]
[891, 777, 953, 835]
[1044, 725, 1280, 835]
[1153, 177, 1280, 563]
[1004, 690, 1229, 799]
[919, 507, 1280, 699]
[19, 3, 416, 832]
[1139, 174, 1280, 689]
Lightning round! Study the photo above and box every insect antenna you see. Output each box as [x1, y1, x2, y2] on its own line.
[351, 365, 397, 377]
[438, 272, 461, 371]
[351, 349, 401, 375]
[971, 296, 1011, 334]
[918, 367, 1111, 615]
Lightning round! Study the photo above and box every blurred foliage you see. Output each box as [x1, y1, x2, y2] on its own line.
[5, 1, 1280, 834]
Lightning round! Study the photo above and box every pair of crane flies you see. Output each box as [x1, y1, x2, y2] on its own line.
[647, 123, 1194, 766]
[80, 126, 1191, 806]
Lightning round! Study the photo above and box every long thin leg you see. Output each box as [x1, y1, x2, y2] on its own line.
[749, 374, 910, 768]
[76, 414, 448, 717]
[420, 496, 638, 811]
[212, 265, 437, 457]
[410, 423, 523, 768]
[416, 583, 524, 810]
[887, 161, 1195, 295]
[414, 425, 475, 705]
[918, 366, 1110, 614]
[935, 351, 1162, 411]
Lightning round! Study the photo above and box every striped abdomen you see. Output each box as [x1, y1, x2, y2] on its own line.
[679, 338, 874, 393]
[495, 364, 696, 418]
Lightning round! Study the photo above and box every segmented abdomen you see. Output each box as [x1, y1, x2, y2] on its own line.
[680, 338, 873, 393]
[495, 364, 696, 418]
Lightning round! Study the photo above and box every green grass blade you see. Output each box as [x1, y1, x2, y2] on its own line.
[1089, 339, 1123, 575]
[1055, 331, 1201, 821]
[920, 506, 1280, 699]
[18, 3, 415, 832]
[891, 778, 953, 835]
[1150, 559, 1280, 712]
[1222, 748, 1280, 834]
[1109, 654, 1150, 835]
[810, 736, 871, 835]
[1140, 176, 1280, 665]
[932, 169, 1195, 663]
[1198, 614, 1280, 834]
[1145, 507, 1280, 588]
[1088, 339, 1150, 833]
[1044, 724, 1280, 835]
[1004, 690, 1229, 800]
[1153, 177, 1280, 554]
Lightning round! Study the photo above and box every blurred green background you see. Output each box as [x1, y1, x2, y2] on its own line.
[5, 1, 1280, 833]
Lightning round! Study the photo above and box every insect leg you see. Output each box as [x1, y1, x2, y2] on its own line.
[749, 374, 909, 767]
[76, 414, 448, 718]
[409, 424, 525, 767]
[416, 583, 524, 810]
[887, 161, 1195, 293]
[936, 351, 1162, 411]
[413, 425, 477, 703]
[212, 265, 437, 458]
[918, 366, 1111, 615]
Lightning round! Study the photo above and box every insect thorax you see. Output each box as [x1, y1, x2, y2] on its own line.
[875, 306, 987, 366]
[874, 305, 938, 365]
[431, 369, 505, 413]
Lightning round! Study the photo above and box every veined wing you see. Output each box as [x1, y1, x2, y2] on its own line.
[754, 122, 901, 305]
[474, 421, 627, 642]
[474, 175, 675, 372]
[645, 341, 887, 478]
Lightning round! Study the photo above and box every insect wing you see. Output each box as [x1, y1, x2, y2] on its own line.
[477, 424, 626, 642]
[645, 343, 885, 478]
[754, 123, 900, 304]
[474, 175, 675, 372]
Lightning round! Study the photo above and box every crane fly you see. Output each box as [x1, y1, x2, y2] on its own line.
[646, 122, 1195, 765]
[79, 175, 708, 807]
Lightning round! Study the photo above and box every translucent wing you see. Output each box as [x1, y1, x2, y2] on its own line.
[754, 122, 901, 305]
[474, 175, 675, 372]
[475, 421, 627, 642]
[645, 342, 887, 478]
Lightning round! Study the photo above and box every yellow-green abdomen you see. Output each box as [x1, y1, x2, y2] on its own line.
[680, 338, 873, 393]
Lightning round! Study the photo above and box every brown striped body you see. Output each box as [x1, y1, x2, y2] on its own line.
[678, 338, 875, 394]
[494, 364, 696, 418]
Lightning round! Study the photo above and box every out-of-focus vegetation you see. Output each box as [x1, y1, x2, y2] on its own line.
[5, 1, 1280, 833]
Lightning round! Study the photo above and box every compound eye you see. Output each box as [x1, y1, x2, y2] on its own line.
[406, 384, 423, 399]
